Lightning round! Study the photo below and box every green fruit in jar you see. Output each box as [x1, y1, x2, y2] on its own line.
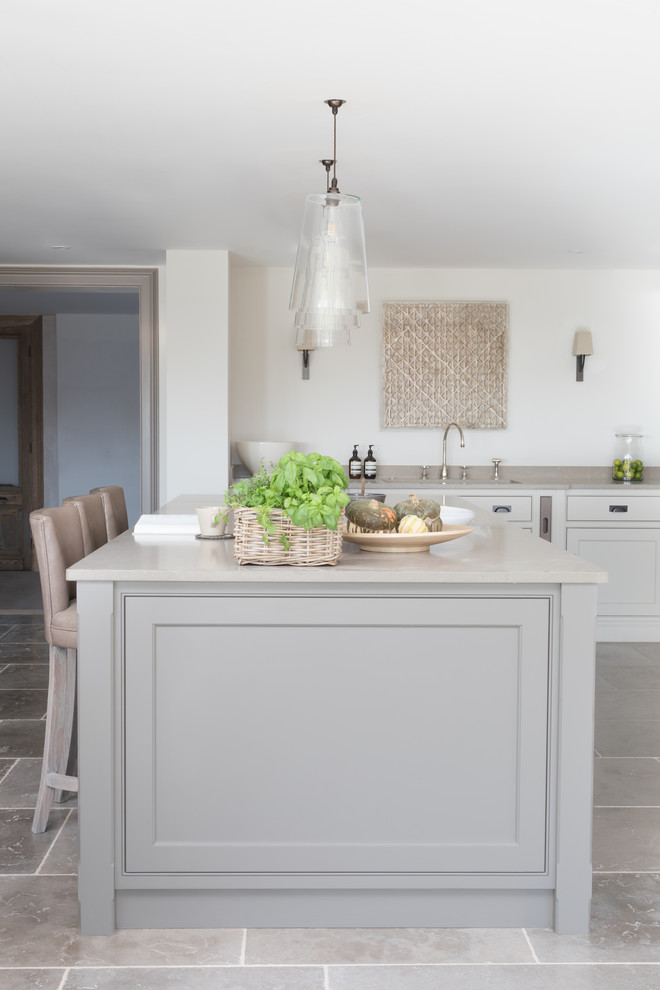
[612, 458, 643, 480]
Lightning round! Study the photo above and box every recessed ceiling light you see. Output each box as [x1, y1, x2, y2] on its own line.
[568, 249, 585, 254]
[50, 244, 71, 250]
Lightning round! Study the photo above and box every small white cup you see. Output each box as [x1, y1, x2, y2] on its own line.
[196, 506, 229, 537]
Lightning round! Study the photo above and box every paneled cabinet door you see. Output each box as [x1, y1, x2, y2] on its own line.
[122, 594, 551, 878]
[566, 527, 660, 616]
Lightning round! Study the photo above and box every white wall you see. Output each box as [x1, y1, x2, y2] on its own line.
[230, 267, 660, 470]
[55, 314, 141, 523]
[162, 250, 230, 502]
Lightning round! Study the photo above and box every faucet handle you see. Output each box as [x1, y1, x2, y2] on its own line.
[492, 457, 502, 480]
[420, 465, 429, 481]
[460, 465, 469, 480]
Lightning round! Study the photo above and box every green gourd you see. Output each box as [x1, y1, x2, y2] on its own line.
[345, 499, 397, 533]
[393, 493, 442, 528]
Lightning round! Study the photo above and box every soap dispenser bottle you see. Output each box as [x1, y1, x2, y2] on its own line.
[349, 445, 362, 480]
[363, 444, 377, 480]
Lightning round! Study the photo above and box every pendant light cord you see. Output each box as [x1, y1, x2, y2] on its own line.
[325, 98, 345, 195]
[333, 109, 338, 189]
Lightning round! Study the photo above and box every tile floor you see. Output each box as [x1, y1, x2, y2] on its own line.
[1, 605, 659, 989]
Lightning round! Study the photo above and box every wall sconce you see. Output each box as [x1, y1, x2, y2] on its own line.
[572, 328, 593, 382]
[297, 340, 314, 380]
[290, 99, 370, 379]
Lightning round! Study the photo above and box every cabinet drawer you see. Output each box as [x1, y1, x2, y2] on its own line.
[567, 495, 660, 522]
[463, 495, 533, 521]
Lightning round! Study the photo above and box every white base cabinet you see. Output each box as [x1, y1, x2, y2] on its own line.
[566, 493, 660, 641]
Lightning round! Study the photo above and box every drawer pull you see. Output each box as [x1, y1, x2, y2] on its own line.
[493, 505, 512, 513]
[609, 505, 628, 513]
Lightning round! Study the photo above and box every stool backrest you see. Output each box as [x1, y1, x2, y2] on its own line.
[89, 485, 129, 540]
[62, 492, 108, 556]
[30, 505, 84, 647]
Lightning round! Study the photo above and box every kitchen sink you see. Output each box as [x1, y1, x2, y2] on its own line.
[374, 479, 522, 489]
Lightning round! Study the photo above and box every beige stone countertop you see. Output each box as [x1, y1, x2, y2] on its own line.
[354, 466, 660, 492]
[68, 494, 607, 586]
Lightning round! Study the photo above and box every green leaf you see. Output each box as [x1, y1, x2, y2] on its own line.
[226, 451, 350, 533]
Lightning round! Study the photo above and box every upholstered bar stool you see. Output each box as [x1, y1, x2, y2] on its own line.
[62, 492, 108, 556]
[89, 485, 129, 540]
[29, 505, 83, 833]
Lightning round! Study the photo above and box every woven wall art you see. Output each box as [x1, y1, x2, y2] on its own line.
[382, 301, 508, 430]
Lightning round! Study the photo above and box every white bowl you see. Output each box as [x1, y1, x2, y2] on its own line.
[439, 506, 475, 526]
[236, 441, 296, 476]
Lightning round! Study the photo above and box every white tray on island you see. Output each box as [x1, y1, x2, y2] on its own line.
[343, 524, 474, 552]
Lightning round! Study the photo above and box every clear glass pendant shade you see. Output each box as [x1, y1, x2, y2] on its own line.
[290, 192, 370, 348]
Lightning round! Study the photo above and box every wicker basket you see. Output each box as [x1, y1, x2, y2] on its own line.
[232, 507, 343, 566]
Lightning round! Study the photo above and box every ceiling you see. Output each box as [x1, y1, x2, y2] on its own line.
[3, 0, 660, 270]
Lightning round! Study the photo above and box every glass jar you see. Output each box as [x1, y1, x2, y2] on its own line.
[612, 433, 644, 483]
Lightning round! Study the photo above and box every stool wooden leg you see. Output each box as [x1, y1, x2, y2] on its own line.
[32, 645, 78, 834]
[54, 699, 77, 804]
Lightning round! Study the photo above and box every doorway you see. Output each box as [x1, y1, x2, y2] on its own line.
[0, 268, 159, 517]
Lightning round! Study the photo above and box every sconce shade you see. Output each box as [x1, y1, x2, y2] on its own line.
[572, 329, 593, 357]
[290, 192, 370, 348]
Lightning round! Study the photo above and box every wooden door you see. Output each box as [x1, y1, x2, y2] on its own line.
[0, 317, 43, 570]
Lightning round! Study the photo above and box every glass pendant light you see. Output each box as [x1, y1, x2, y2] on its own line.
[290, 99, 370, 354]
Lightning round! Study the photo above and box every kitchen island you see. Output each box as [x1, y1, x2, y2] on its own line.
[68, 497, 606, 935]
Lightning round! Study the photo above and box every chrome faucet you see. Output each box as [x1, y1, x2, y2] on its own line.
[441, 423, 465, 480]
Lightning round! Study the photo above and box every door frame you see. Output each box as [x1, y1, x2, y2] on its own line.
[0, 267, 159, 512]
[0, 316, 43, 569]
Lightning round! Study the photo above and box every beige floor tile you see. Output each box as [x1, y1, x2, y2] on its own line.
[0, 758, 42, 808]
[63, 967, 324, 989]
[0, 626, 46, 646]
[593, 874, 660, 924]
[0, 691, 47, 719]
[596, 690, 660, 721]
[41, 809, 78, 874]
[596, 643, 657, 667]
[593, 808, 660, 871]
[529, 875, 660, 962]
[529, 929, 660, 966]
[0, 809, 69, 872]
[0, 643, 49, 663]
[246, 927, 535, 965]
[594, 758, 660, 806]
[594, 720, 660, 757]
[632, 645, 660, 662]
[0, 971, 64, 990]
[0, 665, 49, 690]
[0, 876, 244, 968]
[328, 963, 660, 989]
[0, 720, 46, 759]
[597, 666, 660, 692]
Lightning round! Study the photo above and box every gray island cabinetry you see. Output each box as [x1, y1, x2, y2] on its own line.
[68, 499, 606, 936]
